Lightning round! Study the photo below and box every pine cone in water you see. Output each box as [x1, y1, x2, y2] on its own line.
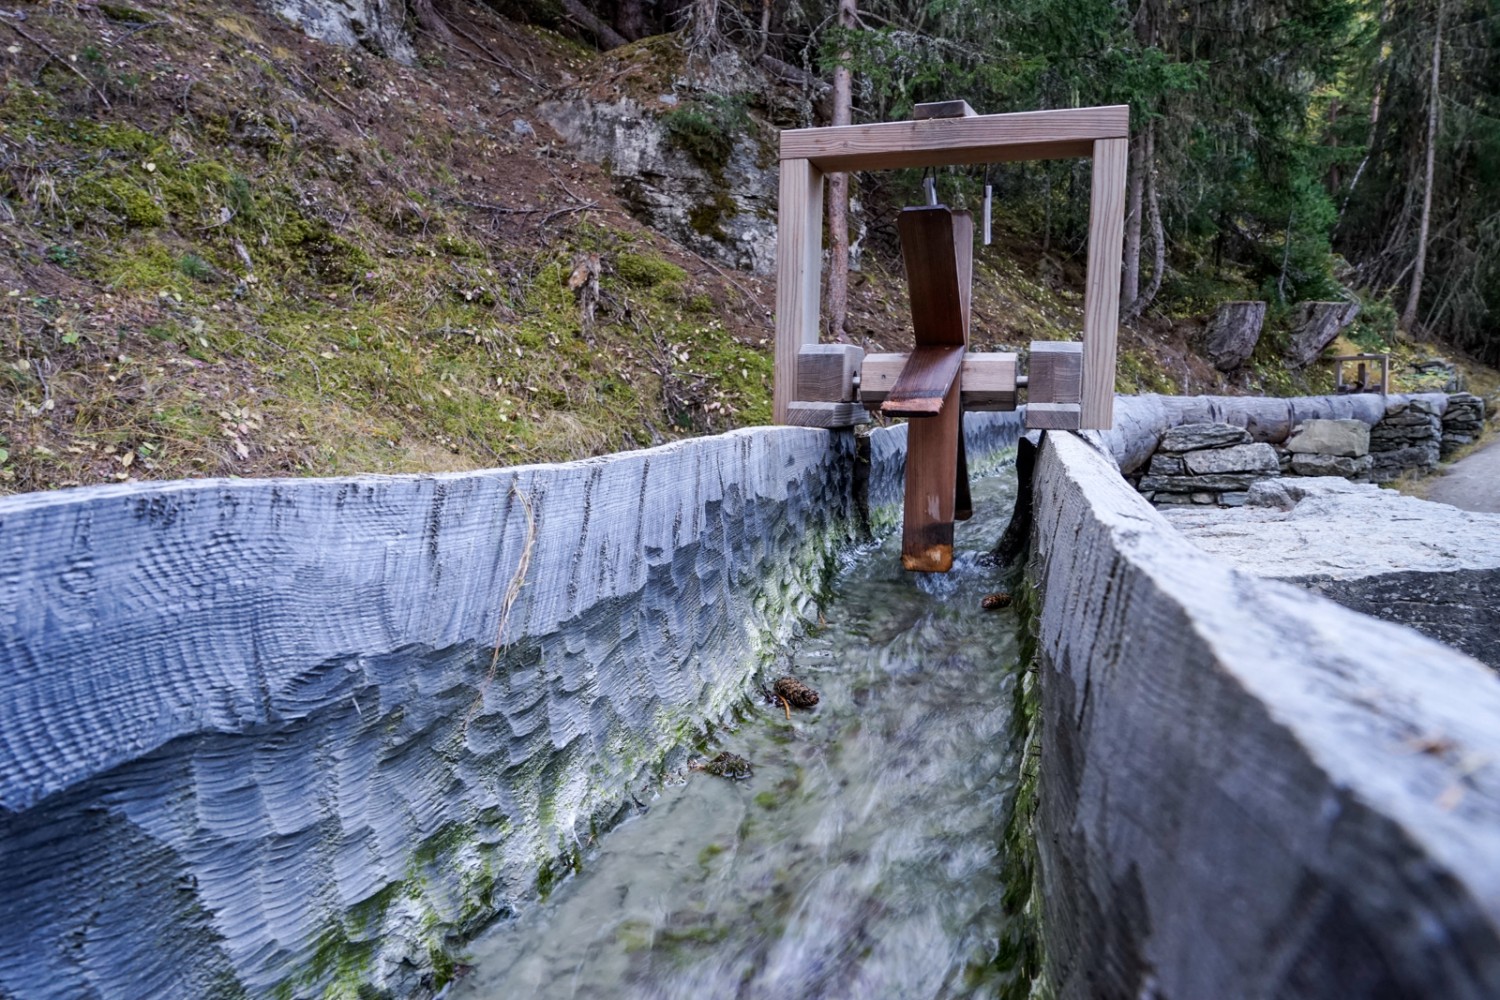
[981, 592, 1012, 610]
[773, 676, 820, 709]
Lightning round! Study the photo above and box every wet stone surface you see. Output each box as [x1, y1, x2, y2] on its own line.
[453, 473, 1026, 1000]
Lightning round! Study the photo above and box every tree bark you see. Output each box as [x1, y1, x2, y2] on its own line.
[825, 0, 857, 343]
[560, 0, 629, 50]
[410, 0, 456, 43]
[1126, 122, 1163, 321]
[1401, 0, 1444, 332]
[1122, 130, 1144, 312]
[615, 0, 647, 42]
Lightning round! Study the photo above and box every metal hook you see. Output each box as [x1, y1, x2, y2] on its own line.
[982, 165, 993, 245]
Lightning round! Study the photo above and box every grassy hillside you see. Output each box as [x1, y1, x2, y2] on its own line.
[0, 1, 1491, 495]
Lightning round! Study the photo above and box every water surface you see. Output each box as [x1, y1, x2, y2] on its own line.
[455, 471, 1023, 1000]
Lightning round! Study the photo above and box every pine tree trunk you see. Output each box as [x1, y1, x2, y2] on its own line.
[1126, 122, 1163, 321]
[1122, 131, 1144, 312]
[1401, 0, 1444, 332]
[825, 0, 857, 342]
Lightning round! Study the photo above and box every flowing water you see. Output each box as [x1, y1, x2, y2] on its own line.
[453, 471, 1025, 1000]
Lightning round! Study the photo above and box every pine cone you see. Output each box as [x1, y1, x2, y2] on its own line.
[981, 592, 1012, 610]
[773, 676, 820, 709]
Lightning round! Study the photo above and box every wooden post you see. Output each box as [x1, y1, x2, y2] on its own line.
[774, 158, 823, 425]
[1081, 137, 1127, 430]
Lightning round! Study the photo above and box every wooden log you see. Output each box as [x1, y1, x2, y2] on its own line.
[780, 105, 1130, 172]
[796, 344, 864, 402]
[902, 376, 962, 572]
[913, 100, 977, 120]
[1027, 402, 1082, 430]
[785, 401, 868, 428]
[859, 353, 1017, 409]
[1028, 341, 1082, 405]
[773, 158, 824, 424]
[882, 346, 966, 417]
[1081, 136, 1127, 430]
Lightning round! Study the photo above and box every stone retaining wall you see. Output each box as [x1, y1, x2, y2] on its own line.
[1026, 420, 1500, 998]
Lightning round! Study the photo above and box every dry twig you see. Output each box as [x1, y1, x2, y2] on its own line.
[0, 12, 112, 108]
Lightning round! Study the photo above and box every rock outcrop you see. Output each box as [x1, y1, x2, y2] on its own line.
[1285, 299, 1360, 367]
[268, 0, 416, 62]
[1202, 300, 1266, 371]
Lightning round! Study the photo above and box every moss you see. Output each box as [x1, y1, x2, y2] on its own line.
[659, 97, 748, 174]
[615, 251, 688, 288]
[74, 175, 166, 229]
[688, 190, 737, 241]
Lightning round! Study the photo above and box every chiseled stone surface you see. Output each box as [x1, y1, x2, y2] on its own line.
[0, 429, 862, 997]
[1030, 432, 1500, 999]
[1162, 477, 1500, 669]
[1182, 441, 1279, 475]
[1159, 421, 1251, 452]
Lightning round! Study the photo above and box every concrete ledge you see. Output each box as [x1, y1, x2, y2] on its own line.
[1029, 430, 1500, 997]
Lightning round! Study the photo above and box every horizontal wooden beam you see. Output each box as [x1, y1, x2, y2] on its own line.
[785, 401, 869, 428]
[1026, 402, 1082, 431]
[913, 100, 976, 120]
[1028, 341, 1083, 405]
[780, 105, 1129, 172]
[860, 353, 1017, 409]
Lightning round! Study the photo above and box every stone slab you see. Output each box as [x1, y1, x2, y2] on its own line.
[1029, 431, 1500, 999]
[1182, 442, 1280, 475]
[1159, 422, 1251, 453]
[1286, 418, 1370, 457]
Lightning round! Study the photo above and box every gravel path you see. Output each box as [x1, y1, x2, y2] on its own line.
[1426, 434, 1500, 512]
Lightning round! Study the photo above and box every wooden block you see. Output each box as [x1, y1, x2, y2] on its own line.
[1026, 402, 1082, 431]
[780, 105, 1130, 172]
[882, 346, 965, 417]
[1081, 136, 1127, 429]
[860, 353, 1016, 409]
[1029, 341, 1082, 405]
[913, 100, 977, 120]
[773, 158, 824, 424]
[785, 401, 868, 428]
[796, 344, 864, 402]
[898, 206, 969, 349]
[902, 376, 961, 573]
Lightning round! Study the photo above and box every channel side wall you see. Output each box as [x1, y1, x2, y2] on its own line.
[1028, 426, 1500, 998]
[0, 413, 1022, 999]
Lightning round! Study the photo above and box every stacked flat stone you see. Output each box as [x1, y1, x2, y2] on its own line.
[1369, 397, 1442, 482]
[1138, 423, 1280, 507]
[1441, 393, 1486, 459]
[1281, 418, 1372, 480]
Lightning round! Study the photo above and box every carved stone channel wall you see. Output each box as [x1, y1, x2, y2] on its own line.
[0, 415, 1022, 998]
[1026, 397, 1500, 999]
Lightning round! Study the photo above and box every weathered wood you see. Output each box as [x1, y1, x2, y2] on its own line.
[1333, 353, 1390, 394]
[902, 376, 962, 572]
[913, 99, 977, 120]
[1026, 402, 1082, 430]
[1286, 300, 1361, 368]
[796, 343, 864, 402]
[897, 206, 970, 347]
[1028, 341, 1082, 405]
[780, 105, 1130, 172]
[882, 346, 966, 416]
[1081, 136, 1127, 429]
[773, 157, 823, 424]
[860, 353, 1017, 409]
[785, 401, 868, 428]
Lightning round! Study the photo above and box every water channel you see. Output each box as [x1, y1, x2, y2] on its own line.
[453, 469, 1025, 1000]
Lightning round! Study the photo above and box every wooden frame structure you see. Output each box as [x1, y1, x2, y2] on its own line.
[1332, 353, 1390, 395]
[773, 104, 1129, 431]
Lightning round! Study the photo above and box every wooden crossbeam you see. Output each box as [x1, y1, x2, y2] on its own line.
[882, 346, 966, 417]
[859, 353, 1017, 409]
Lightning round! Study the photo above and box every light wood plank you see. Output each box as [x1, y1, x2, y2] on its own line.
[902, 376, 961, 572]
[785, 401, 868, 428]
[913, 100, 977, 120]
[773, 158, 824, 424]
[796, 344, 864, 402]
[1027, 402, 1082, 431]
[1081, 136, 1127, 429]
[1029, 341, 1083, 405]
[860, 353, 1016, 408]
[780, 106, 1129, 172]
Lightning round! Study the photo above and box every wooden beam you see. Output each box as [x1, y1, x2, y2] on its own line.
[796, 344, 864, 402]
[902, 376, 962, 573]
[773, 158, 823, 424]
[785, 401, 868, 428]
[882, 346, 966, 417]
[1081, 136, 1127, 429]
[1026, 402, 1082, 431]
[860, 353, 1017, 408]
[780, 105, 1130, 172]
[1028, 341, 1082, 405]
[897, 206, 969, 347]
[913, 100, 977, 120]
